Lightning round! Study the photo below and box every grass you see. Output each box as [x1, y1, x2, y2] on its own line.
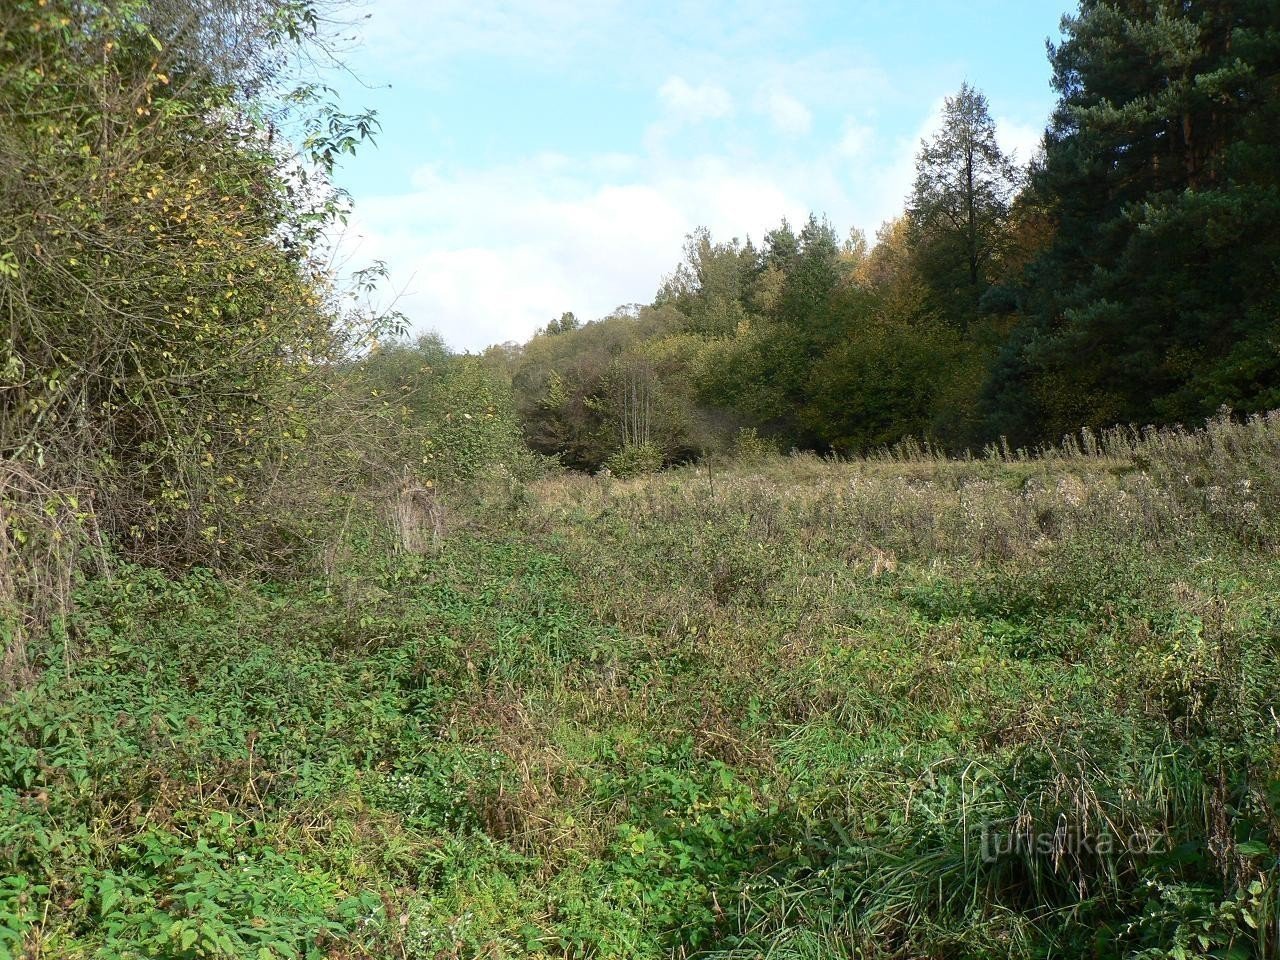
[3, 412, 1279, 958]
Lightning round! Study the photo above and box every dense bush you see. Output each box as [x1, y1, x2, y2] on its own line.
[604, 442, 664, 478]
[0, 0, 402, 683]
[0, 0, 387, 564]
[353, 334, 543, 489]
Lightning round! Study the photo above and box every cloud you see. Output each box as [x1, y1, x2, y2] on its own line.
[836, 120, 874, 158]
[658, 76, 733, 122]
[837, 95, 946, 232]
[996, 116, 1045, 164]
[335, 154, 807, 351]
[335, 90, 1022, 351]
[761, 92, 812, 136]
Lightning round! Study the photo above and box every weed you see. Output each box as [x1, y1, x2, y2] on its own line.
[5, 413, 1279, 957]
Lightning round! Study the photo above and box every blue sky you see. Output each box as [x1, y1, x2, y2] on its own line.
[325, 0, 1071, 351]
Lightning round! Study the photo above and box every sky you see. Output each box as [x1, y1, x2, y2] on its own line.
[323, 0, 1072, 352]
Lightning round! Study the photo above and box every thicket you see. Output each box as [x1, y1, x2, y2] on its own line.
[352, 333, 543, 489]
[0, 0, 532, 688]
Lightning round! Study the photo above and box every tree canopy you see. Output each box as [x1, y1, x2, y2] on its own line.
[501, 1, 1279, 469]
[985, 0, 1280, 442]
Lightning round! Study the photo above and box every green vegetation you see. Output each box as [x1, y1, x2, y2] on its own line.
[353, 333, 544, 488]
[0, 0, 404, 686]
[4, 414, 1280, 957]
[508, 1, 1280, 469]
[3, 0, 1280, 957]
[0, 0, 385, 568]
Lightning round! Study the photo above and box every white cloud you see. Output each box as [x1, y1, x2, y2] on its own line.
[836, 120, 874, 158]
[335, 155, 807, 351]
[761, 91, 812, 136]
[997, 116, 1045, 164]
[335, 93, 996, 352]
[658, 76, 733, 122]
[841, 96, 946, 232]
[354, 0, 810, 84]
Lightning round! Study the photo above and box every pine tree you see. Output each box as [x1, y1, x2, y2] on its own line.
[986, 0, 1280, 441]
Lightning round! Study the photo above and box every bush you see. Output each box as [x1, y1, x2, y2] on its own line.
[0, 0, 398, 685]
[354, 337, 543, 489]
[729, 426, 775, 463]
[605, 442, 664, 478]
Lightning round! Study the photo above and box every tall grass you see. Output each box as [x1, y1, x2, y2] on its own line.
[3, 410, 1277, 957]
[518, 409, 1280, 957]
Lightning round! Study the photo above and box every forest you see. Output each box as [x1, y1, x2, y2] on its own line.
[2, 0, 1279, 957]
[462, 5, 1280, 471]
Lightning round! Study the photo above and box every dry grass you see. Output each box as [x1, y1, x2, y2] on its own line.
[532, 409, 1278, 566]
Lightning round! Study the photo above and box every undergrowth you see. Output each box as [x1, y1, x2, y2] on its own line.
[4, 414, 1279, 958]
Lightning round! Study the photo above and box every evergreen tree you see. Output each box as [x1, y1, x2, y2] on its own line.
[987, 0, 1280, 441]
[778, 215, 843, 338]
[909, 82, 1021, 330]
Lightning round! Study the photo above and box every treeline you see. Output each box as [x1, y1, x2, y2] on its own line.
[489, 1, 1279, 471]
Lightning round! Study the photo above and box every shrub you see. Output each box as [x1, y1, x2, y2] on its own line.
[0, 0, 398, 685]
[354, 337, 544, 489]
[605, 442, 664, 478]
[729, 426, 775, 464]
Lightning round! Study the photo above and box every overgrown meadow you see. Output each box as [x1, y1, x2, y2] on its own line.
[4, 413, 1278, 958]
[4, 0, 1280, 957]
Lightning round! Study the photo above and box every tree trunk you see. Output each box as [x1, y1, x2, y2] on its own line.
[966, 142, 978, 287]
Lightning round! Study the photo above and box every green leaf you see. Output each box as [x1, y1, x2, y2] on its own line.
[100, 878, 121, 916]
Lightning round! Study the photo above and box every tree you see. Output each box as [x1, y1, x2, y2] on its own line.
[511, 305, 709, 469]
[909, 82, 1021, 328]
[546, 311, 579, 335]
[984, 0, 1280, 442]
[356, 334, 534, 485]
[655, 228, 754, 337]
[777, 215, 844, 336]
